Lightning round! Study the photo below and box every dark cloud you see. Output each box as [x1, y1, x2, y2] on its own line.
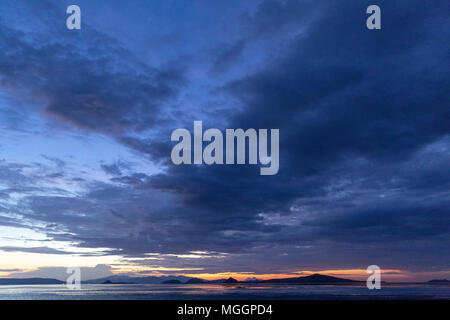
[211, 40, 247, 74]
[0, 269, 21, 272]
[135, 0, 449, 270]
[41, 155, 66, 168]
[110, 173, 149, 185]
[0, 2, 185, 137]
[0, 246, 75, 255]
[0, 0, 448, 275]
[101, 163, 123, 176]
[241, 0, 320, 37]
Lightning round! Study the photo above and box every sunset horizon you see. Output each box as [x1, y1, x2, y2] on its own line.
[0, 0, 448, 305]
[1, 261, 449, 283]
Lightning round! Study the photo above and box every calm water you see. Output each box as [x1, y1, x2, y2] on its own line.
[0, 283, 448, 300]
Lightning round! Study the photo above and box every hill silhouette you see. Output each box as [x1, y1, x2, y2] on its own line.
[3, 273, 445, 286]
[101, 280, 135, 284]
[85, 275, 190, 284]
[185, 278, 206, 284]
[427, 279, 449, 284]
[224, 277, 239, 283]
[0, 278, 64, 285]
[162, 279, 182, 284]
[258, 273, 361, 284]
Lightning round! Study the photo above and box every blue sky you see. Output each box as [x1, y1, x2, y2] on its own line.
[0, 0, 449, 281]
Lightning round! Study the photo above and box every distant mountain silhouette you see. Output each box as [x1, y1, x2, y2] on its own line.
[258, 273, 361, 284]
[101, 280, 135, 284]
[162, 279, 182, 284]
[224, 277, 238, 283]
[85, 275, 190, 284]
[0, 278, 64, 285]
[5, 273, 444, 286]
[90, 273, 362, 285]
[427, 279, 450, 284]
[207, 279, 230, 283]
[185, 278, 205, 284]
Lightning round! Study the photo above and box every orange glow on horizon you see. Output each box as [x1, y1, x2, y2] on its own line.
[181, 269, 404, 282]
[1, 262, 448, 282]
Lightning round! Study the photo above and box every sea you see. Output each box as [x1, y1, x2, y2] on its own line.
[0, 283, 448, 300]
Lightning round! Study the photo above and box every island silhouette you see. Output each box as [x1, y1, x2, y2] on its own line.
[0, 273, 448, 286]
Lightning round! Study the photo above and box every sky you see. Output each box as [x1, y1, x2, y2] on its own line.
[0, 0, 449, 282]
